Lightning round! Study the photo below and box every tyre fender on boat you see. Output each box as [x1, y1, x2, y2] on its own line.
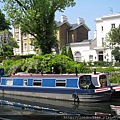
[72, 93, 78, 99]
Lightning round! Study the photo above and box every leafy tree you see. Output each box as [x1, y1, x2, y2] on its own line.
[68, 46, 74, 60]
[104, 25, 120, 48]
[61, 46, 67, 56]
[112, 47, 120, 62]
[0, 30, 19, 57]
[1, 0, 76, 54]
[0, 9, 10, 31]
[103, 25, 120, 61]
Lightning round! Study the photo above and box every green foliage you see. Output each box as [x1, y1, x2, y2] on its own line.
[2, 0, 76, 54]
[77, 63, 92, 73]
[92, 61, 110, 67]
[114, 62, 120, 67]
[94, 67, 118, 73]
[67, 46, 74, 60]
[104, 25, 120, 61]
[112, 47, 120, 62]
[61, 46, 67, 56]
[1, 54, 92, 75]
[109, 72, 120, 84]
[0, 9, 10, 31]
[0, 30, 19, 57]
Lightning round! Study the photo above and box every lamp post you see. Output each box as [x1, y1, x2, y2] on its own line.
[75, 61, 78, 76]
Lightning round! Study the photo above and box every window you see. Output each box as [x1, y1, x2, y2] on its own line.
[101, 26, 103, 31]
[111, 24, 115, 28]
[56, 80, 66, 87]
[30, 34, 34, 38]
[79, 75, 91, 89]
[102, 38, 104, 46]
[72, 34, 74, 42]
[6, 79, 13, 86]
[33, 80, 42, 86]
[30, 42, 34, 50]
[16, 33, 19, 41]
[99, 75, 107, 87]
[16, 48, 19, 52]
[23, 33, 27, 39]
[74, 51, 81, 62]
[89, 55, 93, 61]
[24, 43, 27, 51]
[23, 80, 28, 86]
[15, 29, 19, 32]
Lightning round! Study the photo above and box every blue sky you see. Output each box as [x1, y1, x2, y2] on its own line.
[55, 0, 120, 39]
[0, 0, 120, 39]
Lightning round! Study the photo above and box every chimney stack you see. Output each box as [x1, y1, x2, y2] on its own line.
[61, 15, 68, 23]
[77, 17, 85, 25]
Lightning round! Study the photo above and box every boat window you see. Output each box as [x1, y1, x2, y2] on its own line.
[56, 80, 66, 87]
[6, 79, 13, 86]
[92, 77, 99, 87]
[23, 79, 28, 86]
[79, 75, 91, 89]
[99, 75, 107, 87]
[33, 80, 42, 86]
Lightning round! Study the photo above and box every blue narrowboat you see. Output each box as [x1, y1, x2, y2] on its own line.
[0, 68, 112, 102]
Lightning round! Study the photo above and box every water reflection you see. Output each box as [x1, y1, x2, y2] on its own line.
[0, 94, 120, 116]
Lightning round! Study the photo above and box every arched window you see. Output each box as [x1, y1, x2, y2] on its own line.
[74, 51, 81, 62]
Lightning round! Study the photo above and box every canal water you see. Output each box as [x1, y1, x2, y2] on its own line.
[0, 94, 120, 120]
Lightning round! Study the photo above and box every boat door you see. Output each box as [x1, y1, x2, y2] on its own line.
[79, 75, 93, 89]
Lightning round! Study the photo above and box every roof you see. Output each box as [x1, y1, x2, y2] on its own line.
[56, 21, 71, 27]
[56, 21, 90, 31]
[69, 23, 90, 31]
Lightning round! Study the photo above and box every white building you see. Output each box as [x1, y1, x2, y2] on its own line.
[69, 12, 120, 62]
[94, 12, 120, 62]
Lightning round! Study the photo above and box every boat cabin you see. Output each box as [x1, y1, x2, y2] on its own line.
[0, 72, 111, 89]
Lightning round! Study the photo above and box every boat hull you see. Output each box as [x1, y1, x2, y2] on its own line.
[78, 91, 111, 102]
[110, 85, 120, 101]
[0, 86, 112, 102]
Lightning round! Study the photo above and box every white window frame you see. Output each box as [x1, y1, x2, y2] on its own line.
[33, 80, 42, 86]
[23, 79, 28, 86]
[6, 79, 13, 86]
[56, 80, 66, 87]
[24, 43, 27, 52]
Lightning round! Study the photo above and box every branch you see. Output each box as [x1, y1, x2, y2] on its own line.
[14, 0, 28, 10]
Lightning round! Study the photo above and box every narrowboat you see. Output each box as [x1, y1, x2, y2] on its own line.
[110, 85, 120, 101]
[0, 68, 112, 102]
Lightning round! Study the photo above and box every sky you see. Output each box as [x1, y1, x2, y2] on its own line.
[0, 0, 120, 39]
[55, 0, 120, 39]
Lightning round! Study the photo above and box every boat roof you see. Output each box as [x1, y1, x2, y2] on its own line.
[8, 72, 108, 78]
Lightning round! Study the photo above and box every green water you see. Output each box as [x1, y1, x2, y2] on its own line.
[0, 94, 120, 119]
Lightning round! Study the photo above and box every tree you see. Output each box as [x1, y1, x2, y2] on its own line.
[0, 9, 10, 31]
[61, 46, 67, 56]
[0, 30, 19, 57]
[112, 47, 120, 62]
[1, 0, 76, 54]
[105, 25, 120, 48]
[68, 46, 74, 60]
[104, 25, 120, 61]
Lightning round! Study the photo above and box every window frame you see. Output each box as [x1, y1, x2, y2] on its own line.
[6, 79, 13, 86]
[56, 80, 66, 87]
[33, 79, 42, 86]
[23, 79, 28, 86]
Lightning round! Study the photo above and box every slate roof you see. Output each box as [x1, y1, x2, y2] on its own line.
[56, 21, 90, 31]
